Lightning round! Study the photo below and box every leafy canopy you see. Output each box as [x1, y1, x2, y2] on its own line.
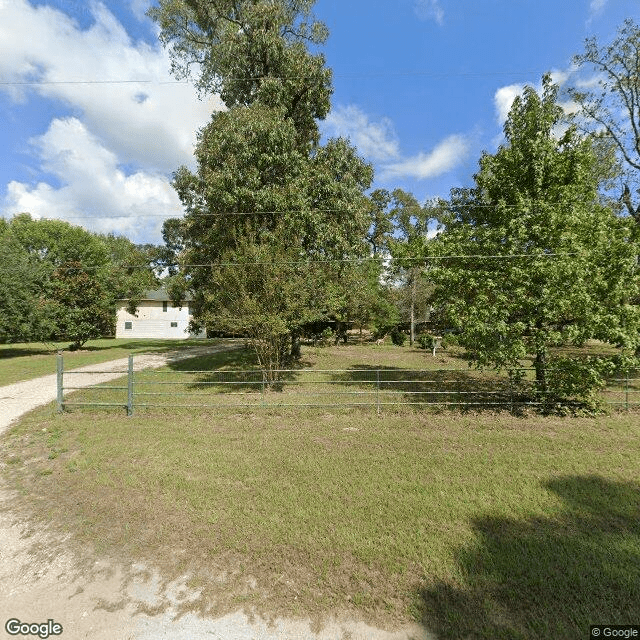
[430, 75, 640, 402]
[152, 0, 374, 371]
[0, 215, 157, 347]
[569, 18, 640, 219]
[149, 0, 331, 146]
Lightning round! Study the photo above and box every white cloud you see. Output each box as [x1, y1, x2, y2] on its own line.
[0, 0, 224, 242]
[325, 105, 468, 181]
[493, 69, 573, 127]
[4, 118, 184, 243]
[588, 0, 608, 22]
[0, 0, 222, 173]
[414, 0, 444, 25]
[494, 83, 526, 127]
[130, 0, 150, 23]
[324, 105, 400, 161]
[381, 135, 469, 180]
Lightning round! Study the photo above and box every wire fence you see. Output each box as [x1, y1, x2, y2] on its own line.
[56, 355, 640, 415]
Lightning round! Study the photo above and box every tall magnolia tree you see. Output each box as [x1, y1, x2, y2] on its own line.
[431, 75, 640, 403]
[149, 0, 331, 147]
[151, 0, 373, 372]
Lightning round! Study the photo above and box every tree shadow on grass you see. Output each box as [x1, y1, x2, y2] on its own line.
[329, 365, 520, 413]
[162, 348, 314, 394]
[0, 347, 56, 358]
[416, 475, 640, 639]
[79, 340, 214, 353]
[0, 340, 223, 359]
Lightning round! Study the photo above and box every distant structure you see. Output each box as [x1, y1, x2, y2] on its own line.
[115, 289, 206, 339]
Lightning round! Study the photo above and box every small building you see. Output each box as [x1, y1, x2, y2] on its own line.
[115, 289, 206, 339]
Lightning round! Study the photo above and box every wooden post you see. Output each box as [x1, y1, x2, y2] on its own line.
[376, 369, 381, 415]
[509, 376, 514, 414]
[56, 351, 64, 413]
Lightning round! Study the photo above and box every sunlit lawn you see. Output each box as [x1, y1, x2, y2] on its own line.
[0, 337, 219, 386]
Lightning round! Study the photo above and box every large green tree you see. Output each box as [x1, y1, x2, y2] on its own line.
[430, 75, 640, 403]
[386, 189, 434, 346]
[0, 231, 52, 343]
[46, 261, 114, 350]
[1, 215, 157, 347]
[152, 0, 373, 373]
[569, 18, 640, 220]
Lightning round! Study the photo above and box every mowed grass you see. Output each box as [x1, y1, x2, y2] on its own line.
[0, 337, 219, 386]
[2, 342, 639, 638]
[61, 339, 640, 411]
[67, 341, 511, 413]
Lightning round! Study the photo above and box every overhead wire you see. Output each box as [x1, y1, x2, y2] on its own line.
[0, 69, 551, 86]
[23, 198, 620, 221]
[0, 251, 581, 274]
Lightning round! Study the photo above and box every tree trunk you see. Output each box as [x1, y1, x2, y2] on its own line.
[410, 271, 417, 346]
[290, 331, 301, 360]
[533, 349, 548, 398]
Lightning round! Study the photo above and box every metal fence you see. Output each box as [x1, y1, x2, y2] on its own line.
[56, 354, 640, 415]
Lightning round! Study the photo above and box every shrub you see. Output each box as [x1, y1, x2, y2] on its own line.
[544, 354, 640, 411]
[319, 327, 334, 346]
[390, 328, 406, 346]
[417, 334, 434, 350]
[441, 333, 459, 348]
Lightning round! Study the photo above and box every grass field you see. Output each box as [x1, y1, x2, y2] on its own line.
[0, 337, 218, 386]
[2, 342, 639, 638]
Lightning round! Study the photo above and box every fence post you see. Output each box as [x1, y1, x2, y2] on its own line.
[625, 370, 629, 412]
[376, 369, 380, 415]
[509, 376, 514, 414]
[56, 351, 64, 413]
[127, 354, 134, 416]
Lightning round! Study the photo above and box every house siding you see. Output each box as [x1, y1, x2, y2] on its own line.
[115, 300, 205, 339]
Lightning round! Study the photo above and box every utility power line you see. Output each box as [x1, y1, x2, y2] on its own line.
[25, 199, 616, 222]
[0, 70, 549, 86]
[10, 251, 579, 274]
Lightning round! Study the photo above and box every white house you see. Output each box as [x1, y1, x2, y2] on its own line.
[115, 289, 206, 339]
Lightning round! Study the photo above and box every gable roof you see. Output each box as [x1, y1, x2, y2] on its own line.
[121, 288, 194, 302]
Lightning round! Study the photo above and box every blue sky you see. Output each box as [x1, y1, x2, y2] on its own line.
[1, 0, 638, 244]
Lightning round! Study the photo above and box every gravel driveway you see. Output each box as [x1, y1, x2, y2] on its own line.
[0, 345, 435, 640]
[0, 348, 211, 434]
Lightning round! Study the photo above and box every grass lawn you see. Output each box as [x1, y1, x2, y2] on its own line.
[0, 337, 222, 386]
[2, 342, 639, 638]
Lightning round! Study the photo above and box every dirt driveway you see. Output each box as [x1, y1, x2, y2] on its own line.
[0, 345, 435, 640]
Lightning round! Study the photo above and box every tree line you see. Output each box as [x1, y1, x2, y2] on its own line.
[0, 214, 158, 349]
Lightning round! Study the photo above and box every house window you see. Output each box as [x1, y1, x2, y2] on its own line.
[124, 321, 132, 330]
[163, 301, 168, 312]
[170, 322, 178, 328]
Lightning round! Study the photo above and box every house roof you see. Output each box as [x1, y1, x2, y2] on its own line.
[121, 288, 194, 302]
